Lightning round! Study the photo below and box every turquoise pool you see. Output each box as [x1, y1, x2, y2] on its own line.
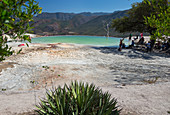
[31, 35, 128, 46]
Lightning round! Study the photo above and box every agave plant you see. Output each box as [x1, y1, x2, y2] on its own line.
[35, 81, 121, 115]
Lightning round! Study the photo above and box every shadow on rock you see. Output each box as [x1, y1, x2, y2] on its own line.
[91, 46, 170, 60]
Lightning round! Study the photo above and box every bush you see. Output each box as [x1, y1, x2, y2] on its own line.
[35, 81, 121, 115]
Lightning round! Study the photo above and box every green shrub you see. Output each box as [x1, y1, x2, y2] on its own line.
[35, 81, 121, 115]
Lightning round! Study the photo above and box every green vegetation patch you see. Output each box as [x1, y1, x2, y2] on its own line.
[35, 81, 121, 115]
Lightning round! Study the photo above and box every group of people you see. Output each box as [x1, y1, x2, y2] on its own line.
[118, 33, 170, 52]
[146, 39, 170, 52]
[154, 39, 170, 51]
[118, 33, 143, 51]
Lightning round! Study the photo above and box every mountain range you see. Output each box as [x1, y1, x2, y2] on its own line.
[32, 10, 128, 37]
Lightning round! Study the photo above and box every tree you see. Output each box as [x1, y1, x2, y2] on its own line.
[111, 16, 131, 33]
[0, 0, 42, 61]
[111, 0, 160, 35]
[144, 0, 170, 40]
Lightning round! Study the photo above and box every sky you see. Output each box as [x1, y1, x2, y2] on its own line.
[35, 0, 143, 13]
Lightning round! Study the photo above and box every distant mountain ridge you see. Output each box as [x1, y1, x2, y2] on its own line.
[32, 10, 128, 37]
[35, 12, 75, 20]
[35, 12, 110, 20]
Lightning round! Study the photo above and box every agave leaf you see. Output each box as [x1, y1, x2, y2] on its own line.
[72, 85, 77, 99]
[104, 103, 117, 115]
[81, 83, 85, 104]
[77, 86, 81, 106]
[99, 98, 102, 107]
[35, 110, 44, 115]
[83, 83, 89, 104]
[85, 92, 95, 110]
[65, 84, 71, 96]
[40, 99, 47, 108]
[60, 103, 64, 115]
[40, 99, 53, 114]
[55, 94, 61, 112]
[62, 87, 66, 113]
[35, 105, 46, 114]
[46, 92, 56, 113]
[86, 83, 89, 94]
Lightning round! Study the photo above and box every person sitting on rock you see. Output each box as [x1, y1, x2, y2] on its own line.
[138, 37, 144, 45]
[118, 38, 124, 51]
[146, 41, 151, 52]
